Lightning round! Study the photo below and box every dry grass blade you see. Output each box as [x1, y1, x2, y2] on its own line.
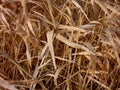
[72, 0, 90, 21]
[0, 76, 18, 90]
[91, 0, 94, 6]
[2, 8, 13, 17]
[33, 11, 53, 26]
[94, 0, 109, 14]
[72, 51, 91, 55]
[104, 3, 120, 15]
[55, 56, 74, 63]
[0, 50, 33, 79]
[37, 59, 51, 70]
[29, 0, 42, 6]
[106, 29, 120, 66]
[40, 43, 49, 58]
[56, 34, 94, 55]
[54, 65, 65, 86]
[89, 21, 101, 24]
[106, 12, 117, 20]
[46, 0, 56, 27]
[78, 24, 95, 29]
[46, 65, 65, 86]
[21, 0, 26, 15]
[24, 38, 32, 67]
[46, 30, 57, 70]
[26, 47, 32, 66]
[5, 8, 18, 18]
[58, 25, 87, 32]
[0, 12, 9, 28]
[26, 18, 35, 37]
[88, 76, 111, 90]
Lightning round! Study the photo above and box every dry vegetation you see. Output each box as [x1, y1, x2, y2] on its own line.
[0, 0, 120, 90]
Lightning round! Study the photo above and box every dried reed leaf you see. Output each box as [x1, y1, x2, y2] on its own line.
[106, 29, 120, 66]
[56, 34, 94, 55]
[37, 59, 51, 69]
[24, 39, 32, 66]
[104, 3, 120, 15]
[58, 25, 87, 32]
[0, 12, 9, 28]
[2, 8, 13, 17]
[66, 6, 72, 17]
[47, 30, 57, 70]
[0, 50, 33, 79]
[91, 0, 94, 6]
[26, 47, 32, 66]
[90, 21, 101, 24]
[21, 0, 26, 15]
[88, 76, 111, 90]
[33, 11, 53, 26]
[78, 24, 95, 29]
[0, 76, 18, 90]
[46, 0, 55, 27]
[54, 65, 65, 86]
[106, 12, 117, 20]
[29, 0, 42, 6]
[55, 56, 74, 63]
[72, 0, 90, 21]
[26, 18, 35, 36]
[40, 43, 49, 58]
[46, 74, 54, 77]
[72, 52, 91, 55]
[94, 0, 109, 14]
[46, 65, 65, 86]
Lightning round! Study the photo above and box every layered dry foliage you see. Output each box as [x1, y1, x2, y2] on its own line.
[0, 0, 120, 90]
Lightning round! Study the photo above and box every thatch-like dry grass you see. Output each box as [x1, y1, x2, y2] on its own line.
[0, 0, 120, 90]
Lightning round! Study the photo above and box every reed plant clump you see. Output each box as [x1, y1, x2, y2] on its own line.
[0, 0, 120, 90]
